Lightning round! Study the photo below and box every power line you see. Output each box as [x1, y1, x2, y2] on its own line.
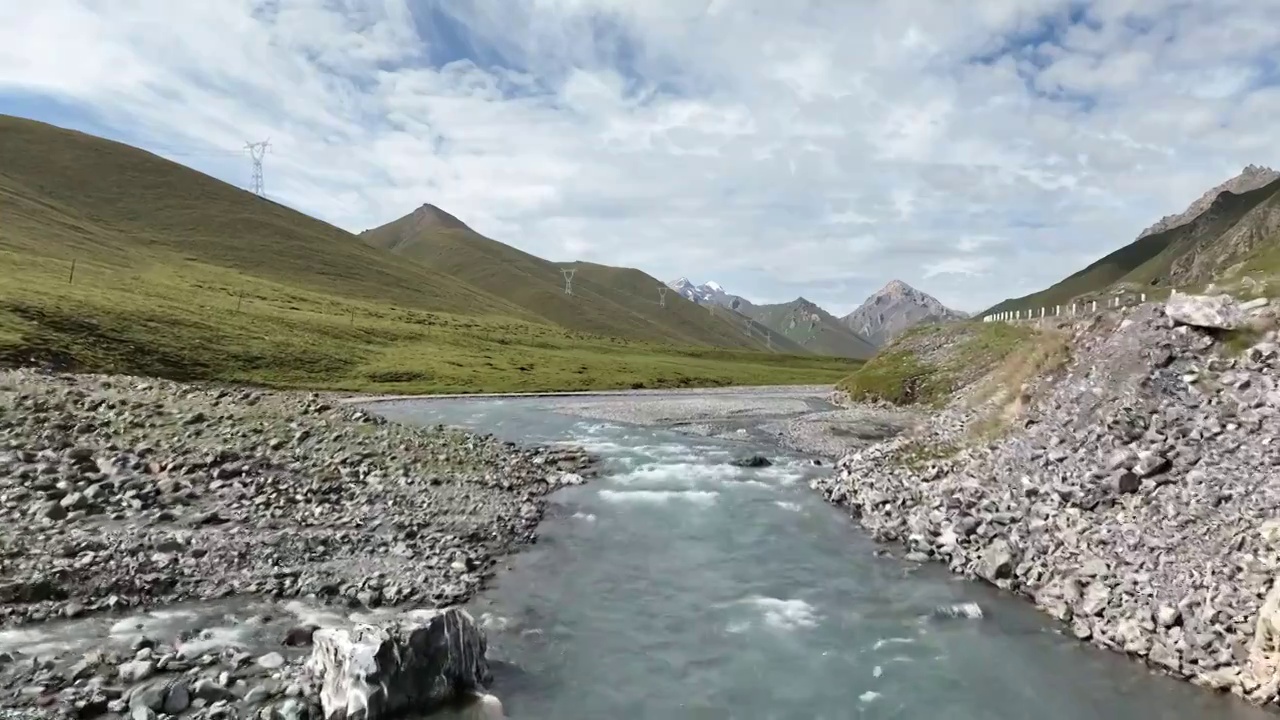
[244, 139, 271, 197]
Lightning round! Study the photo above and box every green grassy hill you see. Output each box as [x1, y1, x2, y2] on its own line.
[985, 179, 1280, 317]
[360, 205, 780, 351]
[0, 115, 527, 319]
[741, 298, 878, 359]
[0, 115, 856, 392]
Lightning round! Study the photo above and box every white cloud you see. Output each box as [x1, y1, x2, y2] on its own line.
[2, 0, 1280, 315]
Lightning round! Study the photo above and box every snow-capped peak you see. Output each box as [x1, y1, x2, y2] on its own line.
[666, 278, 734, 306]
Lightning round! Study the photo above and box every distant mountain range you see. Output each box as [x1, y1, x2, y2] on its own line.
[666, 277, 964, 355]
[985, 164, 1280, 317]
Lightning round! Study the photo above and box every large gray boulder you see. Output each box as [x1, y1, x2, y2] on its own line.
[306, 607, 492, 720]
[1164, 291, 1244, 330]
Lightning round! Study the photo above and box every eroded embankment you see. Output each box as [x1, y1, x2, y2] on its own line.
[816, 294, 1280, 706]
[0, 369, 595, 719]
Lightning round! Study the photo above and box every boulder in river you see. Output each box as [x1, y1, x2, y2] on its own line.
[307, 607, 491, 720]
[730, 454, 772, 468]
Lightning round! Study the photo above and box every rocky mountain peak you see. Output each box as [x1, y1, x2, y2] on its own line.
[842, 281, 965, 347]
[880, 279, 914, 296]
[411, 203, 469, 231]
[1139, 164, 1280, 238]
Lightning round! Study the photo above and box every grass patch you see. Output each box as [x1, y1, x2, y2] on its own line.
[835, 349, 943, 405]
[1219, 327, 1266, 357]
[0, 254, 859, 393]
[836, 322, 1037, 408]
[966, 329, 1072, 440]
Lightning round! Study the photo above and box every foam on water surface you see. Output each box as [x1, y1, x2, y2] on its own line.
[732, 594, 819, 627]
[596, 489, 719, 506]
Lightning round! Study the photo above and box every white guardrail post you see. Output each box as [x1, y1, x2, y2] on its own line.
[983, 289, 1157, 324]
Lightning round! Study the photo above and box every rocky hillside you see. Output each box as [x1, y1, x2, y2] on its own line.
[842, 280, 967, 346]
[816, 292, 1280, 707]
[987, 166, 1280, 318]
[1139, 164, 1280, 239]
[834, 319, 1053, 408]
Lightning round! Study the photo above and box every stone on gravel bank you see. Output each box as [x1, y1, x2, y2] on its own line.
[813, 294, 1280, 707]
[1165, 291, 1245, 330]
[308, 607, 489, 720]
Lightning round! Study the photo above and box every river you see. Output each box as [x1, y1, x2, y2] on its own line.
[373, 394, 1274, 720]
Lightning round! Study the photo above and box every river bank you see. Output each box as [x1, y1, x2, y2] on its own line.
[0, 369, 595, 719]
[813, 299, 1280, 708]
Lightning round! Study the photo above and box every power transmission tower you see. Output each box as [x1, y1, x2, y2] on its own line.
[657, 285, 668, 307]
[561, 268, 576, 295]
[244, 140, 271, 196]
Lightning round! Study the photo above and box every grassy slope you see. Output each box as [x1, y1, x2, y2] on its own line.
[706, 305, 812, 355]
[837, 321, 1043, 407]
[361, 210, 776, 351]
[743, 299, 878, 359]
[984, 180, 1280, 317]
[0, 115, 857, 392]
[0, 115, 527, 319]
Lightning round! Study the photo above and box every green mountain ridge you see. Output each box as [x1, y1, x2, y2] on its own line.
[740, 297, 878, 359]
[0, 114, 859, 391]
[359, 205, 788, 352]
[0, 114, 531, 320]
[985, 173, 1280, 316]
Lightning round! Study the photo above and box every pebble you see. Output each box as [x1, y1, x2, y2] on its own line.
[256, 652, 285, 671]
[163, 681, 191, 714]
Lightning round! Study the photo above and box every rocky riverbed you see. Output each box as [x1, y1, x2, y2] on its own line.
[814, 294, 1280, 707]
[544, 389, 918, 459]
[0, 369, 596, 719]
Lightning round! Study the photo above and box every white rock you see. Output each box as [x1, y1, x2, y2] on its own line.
[307, 607, 490, 720]
[257, 652, 286, 671]
[1164, 291, 1244, 330]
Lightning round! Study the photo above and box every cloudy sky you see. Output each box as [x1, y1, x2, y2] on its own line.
[3, 1, 1279, 314]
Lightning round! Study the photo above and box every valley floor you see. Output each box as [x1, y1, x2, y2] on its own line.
[0, 253, 858, 395]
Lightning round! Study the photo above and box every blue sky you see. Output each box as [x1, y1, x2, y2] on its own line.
[3, 0, 1280, 314]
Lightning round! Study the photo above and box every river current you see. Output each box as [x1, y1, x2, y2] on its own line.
[376, 397, 1273, 720]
